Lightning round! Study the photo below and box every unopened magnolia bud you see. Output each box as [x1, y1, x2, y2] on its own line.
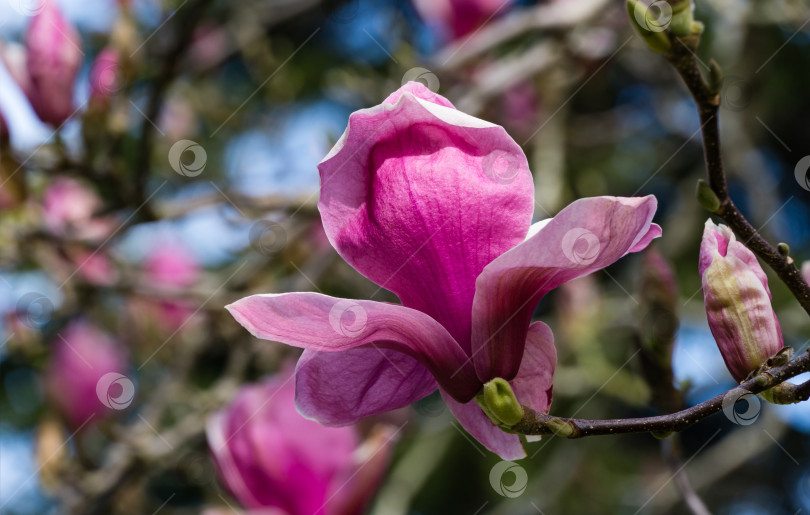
[777, 242, 790, 257]
[699, 220, 784, 382]
[707, 59, 723, 95]
[696, 180, 721, 213]
[481, 378, 523, 427]
[669, 0, 695, 36]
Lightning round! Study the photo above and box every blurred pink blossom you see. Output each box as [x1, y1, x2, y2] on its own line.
[143, 241, 200, 290]
[412, 0, 512, 40]
[42, 178, 112, 240]
[207, 368, 395, 515]
[15, 0, 83, 126]
[803, 261, 810, 286]
[89, 48, 121, 106]
[45, 320, 131, 428]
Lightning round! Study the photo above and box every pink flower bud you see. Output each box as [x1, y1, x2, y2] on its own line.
[24, 0, 83, 126]
[45, 321, 130, 428]
[699, 220, 783, 382]
[207, 369, 395, 515]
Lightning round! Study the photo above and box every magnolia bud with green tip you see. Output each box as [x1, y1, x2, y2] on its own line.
[544, 417, 575, 438]
[699, 220, 784, 383]
[481, 378, 524, 427]
[627, 0, 672, 54]
[777, 242, 790, 257]
[696, 179, 721, 212]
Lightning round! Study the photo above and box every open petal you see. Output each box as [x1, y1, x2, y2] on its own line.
[227, 292, 480, 402]
[471, 196, 660, 382]
[510, 322, 556, 414]
[441, 390, 525, 460]
[295, 348, 437, 426]
[318, 82, 534, 348]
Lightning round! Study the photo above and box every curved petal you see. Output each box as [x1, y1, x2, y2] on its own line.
[441, 389, 525, 460]
[471, 196, 660, 382]
[318, 82, 534, 348]
[226, 292, 480, 402]
[510, 322, 556, 414]
[295, 348, 437, 426]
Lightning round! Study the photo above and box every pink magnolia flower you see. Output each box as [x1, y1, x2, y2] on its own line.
[226, 82, 661, 459]
[207, 369, 395, 515]
[699, 220, 783, 382]
[413, 0, 512, 40]
[45, 320, 131, 428]
[17, 0, 83, 126]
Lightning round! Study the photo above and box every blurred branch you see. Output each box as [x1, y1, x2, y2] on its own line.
[513, 348, 810, 437]
[661, 437, 712, 515]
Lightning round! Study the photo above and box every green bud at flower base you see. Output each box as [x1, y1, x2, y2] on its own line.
[696, 179, 721, 213]
[479, 378, 524, 427]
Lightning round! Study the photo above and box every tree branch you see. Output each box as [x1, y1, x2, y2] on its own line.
[665, 35, 810, 316]
[513, 349, 810, 437]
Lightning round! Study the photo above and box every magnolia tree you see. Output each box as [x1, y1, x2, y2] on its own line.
[2, 0, 810, 514]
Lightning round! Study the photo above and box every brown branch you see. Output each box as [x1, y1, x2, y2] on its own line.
[512, 349, 810, 437]
[665, 35, 810, 315]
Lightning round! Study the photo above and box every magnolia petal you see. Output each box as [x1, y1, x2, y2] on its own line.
[318, 82, 534, 349]
[226, 293, 480, 402]
[441, 389, 525, 460]
[295, 348, 437, 426]
[471, 196, 660, 382]
[510, 321, 556, 415]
